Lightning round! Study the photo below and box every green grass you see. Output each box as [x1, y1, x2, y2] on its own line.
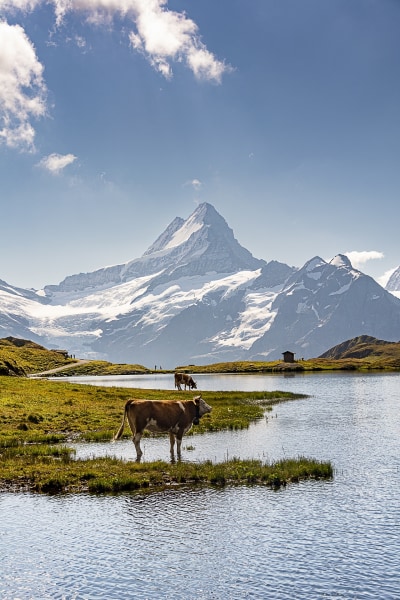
[0, 337, 150, 377]
[0, 376, 331, 495]
[177, 354, 400, 373]
[0, 377, 305, 445]
[44, 360, 150, 377]
[0, 339, 75, 375]
[0, 443, 333, 494]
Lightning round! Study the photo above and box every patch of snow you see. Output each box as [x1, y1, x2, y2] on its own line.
[164, 212, 203, 250]
[329, 282, 351, 296]
[307, 272, 322, 280]
[212, 288, 279, 349]
[296, 302, 308, 314]
[306, 258, 325, 272]
[330, 255, 352, 268]
[286, 283, 305, 295]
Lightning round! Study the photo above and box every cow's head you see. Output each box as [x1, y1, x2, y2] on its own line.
[193, 395, 212, 424]
[190, 379, 197, 389]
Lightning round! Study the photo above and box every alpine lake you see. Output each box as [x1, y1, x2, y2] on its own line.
[1, 371, 399, 599]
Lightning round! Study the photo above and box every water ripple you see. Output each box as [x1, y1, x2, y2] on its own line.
[2, 373, 400, 599]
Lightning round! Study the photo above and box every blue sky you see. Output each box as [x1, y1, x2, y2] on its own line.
[1, 0, 399, 289]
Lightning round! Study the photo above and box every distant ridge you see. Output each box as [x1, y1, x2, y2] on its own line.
[319, 335, 398, 360]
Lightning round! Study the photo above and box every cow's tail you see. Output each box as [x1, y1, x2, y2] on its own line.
[112, 401, 131, 441]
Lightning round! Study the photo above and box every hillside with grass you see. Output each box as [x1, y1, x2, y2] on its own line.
[318, 335, 399, 359]
[0, 337, 150, 377]
[0, 337, 75, 376]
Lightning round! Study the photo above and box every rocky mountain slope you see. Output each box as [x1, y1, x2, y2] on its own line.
[1, 203, 400, 368]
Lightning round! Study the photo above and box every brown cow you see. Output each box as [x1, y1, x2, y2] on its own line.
[174, 372, 197, 391]
[113, 395, 212, 460]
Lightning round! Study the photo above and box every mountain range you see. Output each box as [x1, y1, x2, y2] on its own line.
[1, 202, 400, 368]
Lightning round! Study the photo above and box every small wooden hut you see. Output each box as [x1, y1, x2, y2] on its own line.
[282, 351, 295, 363]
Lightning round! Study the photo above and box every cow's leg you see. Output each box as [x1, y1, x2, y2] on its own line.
[169, 432, 176, 458]
[176, 435, 183, 459]
[133, 432, 143, 461]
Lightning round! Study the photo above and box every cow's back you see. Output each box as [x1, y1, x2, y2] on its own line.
[128, 399, 189, 433]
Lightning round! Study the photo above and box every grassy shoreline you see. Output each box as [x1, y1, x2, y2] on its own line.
[37, 355, 400, 378]
[1, 449, 333, 495]
[0, 376, 333, 494]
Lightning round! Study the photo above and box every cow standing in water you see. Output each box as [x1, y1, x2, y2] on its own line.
[113, 395, 212, 461]
[174, 372, 197, 391]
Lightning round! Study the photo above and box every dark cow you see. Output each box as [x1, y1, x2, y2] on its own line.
[113, 395, 212, 460]
[174, 372, 197, 391]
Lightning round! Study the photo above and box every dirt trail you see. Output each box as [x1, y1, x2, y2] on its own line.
[29, 359, 91, 377]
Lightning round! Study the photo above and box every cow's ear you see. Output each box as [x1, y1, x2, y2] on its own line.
[194, 395, 201, 405]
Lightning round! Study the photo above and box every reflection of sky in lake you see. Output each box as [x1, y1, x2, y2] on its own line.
[56, 371, 330, 392]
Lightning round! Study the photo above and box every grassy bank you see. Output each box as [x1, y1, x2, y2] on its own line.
[0, 444, 333, 494]
[43, 354, 400, 377]
[0, 376, 334, 494]
[176, 356, 400, 373]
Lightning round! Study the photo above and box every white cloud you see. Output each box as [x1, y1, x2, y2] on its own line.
[0, 0, 42, 10]
[134, 1, 197, 56]
[74, 35, 87, 49]
[187, 46, 229, 83]
[0, 20, 47, 150]
[38, 152, 77, 174]
[128, 1, 229, 81]
[184, 178, 202, 191]
[0, 0, 230, 154]
[344, 250, 384, 270]
[1, 0, 230, 82]
[191, 178, 202, 191]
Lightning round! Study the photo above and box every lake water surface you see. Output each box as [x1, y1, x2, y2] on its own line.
[1, 372, 399, 599]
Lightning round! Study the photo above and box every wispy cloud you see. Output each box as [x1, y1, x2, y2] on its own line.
[38, 152, 77, 174]
[62, 0, 230, 82]
[184, 178, 202, 192]
[344, 250, 384, 270]
[191, 179, 202, 191]
[0, 1, 230, 152]
[1, 0, 230, 82]
[0, 20, 47, 151]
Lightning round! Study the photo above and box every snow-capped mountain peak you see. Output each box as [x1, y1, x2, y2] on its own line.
[43, 203, 265, 298]
[329, 254, 353, 269]
[143, 203, 223, 256]
[1, 203, 400, 368]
